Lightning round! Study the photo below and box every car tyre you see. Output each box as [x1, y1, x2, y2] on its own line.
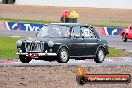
[94, 48, 105, 63]
[57, 47, 69, 63]
[122, 34, 127, 42]
[19, 55, 31, 63]
[76, 75, 87, 85]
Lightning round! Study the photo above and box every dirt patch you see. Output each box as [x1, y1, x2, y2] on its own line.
[0, 4, 132, 27]
[0, 66, 131, 88]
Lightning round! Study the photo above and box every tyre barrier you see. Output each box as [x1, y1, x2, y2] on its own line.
[0, 21, 125, 36]
[2, 0, 15, 4]
[2, 0, 7, 4]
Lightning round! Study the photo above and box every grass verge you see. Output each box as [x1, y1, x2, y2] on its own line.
[107, 48, 131, 57]
[0, 18, 128, 28]
[0, 18, 56, 24]
[0, 36, 131, 59]
[0, 36, 20, 59]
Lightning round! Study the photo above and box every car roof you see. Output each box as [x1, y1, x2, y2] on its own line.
[50, 23, 89, 26]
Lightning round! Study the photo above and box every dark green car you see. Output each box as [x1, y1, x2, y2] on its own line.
[16, 23, 109, 63]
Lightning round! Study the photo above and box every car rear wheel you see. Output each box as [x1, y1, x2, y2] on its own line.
[19, 55, 32, 63]
[76, 76, 87, 85]
[57, 47, 69, 63]
[122, 34, 127, 42]
[94, 48, 105, 63]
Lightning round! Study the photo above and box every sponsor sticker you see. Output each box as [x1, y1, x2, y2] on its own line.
[76, 67, 131, 85]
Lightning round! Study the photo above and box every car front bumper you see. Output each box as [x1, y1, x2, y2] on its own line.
[16, 52, 57, 56]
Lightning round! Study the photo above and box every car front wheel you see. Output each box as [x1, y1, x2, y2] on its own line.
[19, 55, 32, 63]
[57, 47, 69, 63]
[94, 48, 105, 63]
[122, 34, 127, 42]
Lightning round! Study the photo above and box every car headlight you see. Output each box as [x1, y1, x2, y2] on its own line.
[16, 40, 22, 48]
[48, 40, 54, 47]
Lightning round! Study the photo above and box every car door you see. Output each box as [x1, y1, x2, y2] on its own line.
[69, 26, 86, 56]
[81, 27, 99, 56]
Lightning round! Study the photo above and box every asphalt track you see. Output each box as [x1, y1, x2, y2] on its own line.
[0, 30, 36, 38]
[103, 36, 132, 52]
[0, 30, 132, 66]
[0, 56, 132, 66]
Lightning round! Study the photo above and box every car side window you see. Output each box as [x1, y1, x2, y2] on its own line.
[81, 27, 96, 38]
[71, 26, 81, 37]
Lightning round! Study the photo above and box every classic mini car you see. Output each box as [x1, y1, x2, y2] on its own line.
[16, 23, 109, 63]
[119, 24, 132, 42]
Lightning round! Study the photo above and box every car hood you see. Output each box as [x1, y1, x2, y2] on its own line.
[21, 37, 68, 43]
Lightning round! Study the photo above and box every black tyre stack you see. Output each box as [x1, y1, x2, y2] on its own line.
[2, 0, 15, 4]
[2, 0, 7, 4]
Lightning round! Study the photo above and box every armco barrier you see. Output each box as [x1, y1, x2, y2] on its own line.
[1, 21, 124, 36]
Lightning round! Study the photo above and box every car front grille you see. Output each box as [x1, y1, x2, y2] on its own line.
[25, 41, 44, 52]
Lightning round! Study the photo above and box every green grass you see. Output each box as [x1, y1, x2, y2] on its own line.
[107, 48, 131, 57]
[111, 20, 132, 24]
[0, 18, 56, 24]
[0, 18, 128, 28]
[0, 36, 131, 59]
[0, 36, 20, 59]
[91, 24, 127, 28]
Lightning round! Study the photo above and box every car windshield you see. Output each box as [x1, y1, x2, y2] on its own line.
[37, 25, 70, 38]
